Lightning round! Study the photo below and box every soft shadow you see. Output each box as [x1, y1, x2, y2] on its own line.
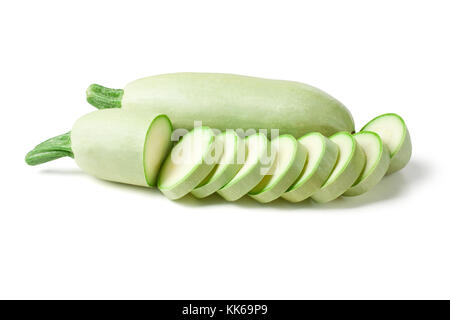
[36, 159, 430, 210]
[90, 177, 162, 197]
[316, 158, 431, 210]
[39, 167, 161, 197]
[173, 159, 431, 210]
[39, 168, 84, 175]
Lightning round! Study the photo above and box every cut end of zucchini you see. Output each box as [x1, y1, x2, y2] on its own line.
[157, 127, 220, 200]
[71, 110, 172, 187]
[249, 135, 306, 203]
[282, 132, 339, 203]
[343, 131, 390, 196]
[311, 132, 366, 203]
[361, 113, 412, 175]
[144, 115, 174, 187]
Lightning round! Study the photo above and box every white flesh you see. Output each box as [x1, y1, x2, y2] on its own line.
[311, 132, 366, 203]
[282, 132, 339, 203]
[144, 116, 174, 186]
[217, 134, 271, 201]
[157, 127, 221, 200]
[249, 135, 306, 203]
[191, 131, 244, 198]
[361, 113, 411, 174]
[344, 131, 390, 196]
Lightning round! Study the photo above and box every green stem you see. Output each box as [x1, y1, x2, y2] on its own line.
[25, 132, 74, 166]
[86, 84, 123, 109]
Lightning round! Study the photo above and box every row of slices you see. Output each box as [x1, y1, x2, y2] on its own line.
[157, 113, 412, 202]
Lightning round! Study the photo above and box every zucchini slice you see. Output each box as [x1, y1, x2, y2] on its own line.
[217, 133, 271, 201]
[361, 113, 411, 175]
[249, 135, 307, 203]
[157, 127, 221, 200]
[311, 132, 366, 203]
[344, 131, 390, 196]
[191, 131, 245, 198]
[282, 132, 339, 203]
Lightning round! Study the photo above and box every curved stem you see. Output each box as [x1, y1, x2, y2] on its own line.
[25, 132, 73, 166]
[86, 84, 123, 109]
[88, 83, 123, 98]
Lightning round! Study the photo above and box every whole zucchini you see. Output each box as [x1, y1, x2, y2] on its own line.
[87, 73, 355, 137]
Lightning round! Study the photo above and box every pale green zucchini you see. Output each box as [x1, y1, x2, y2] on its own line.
[26, 109, 173, 187]
[282, 132, 339, 203]
[217, 133, 272, 201]
[191, 131, 245, 198]
[87, 73, 355, 137]
[248, 135, 307, 203]
[343, 132, 390, 196]
[157, 127, 221, 200]
[361, 113, 412, 175]
[311, 132, 366, 203]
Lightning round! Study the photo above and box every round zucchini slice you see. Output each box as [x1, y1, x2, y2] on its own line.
[361, 113, 411, 175]
[282, 132, 339, 203]
[311, 132, 366, 203]
[158, 127, 221, 200]
[218, 133, 271, 201]
[249, 135, 307, 203]
[191, 131, 244, 198]
[344, 131, 390, 196]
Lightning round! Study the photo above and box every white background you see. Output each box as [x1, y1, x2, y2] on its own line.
[1, 0, 449, 299]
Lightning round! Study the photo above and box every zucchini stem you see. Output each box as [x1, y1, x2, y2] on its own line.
[25, 132, 74, 166]
[86, 84, 123, 109]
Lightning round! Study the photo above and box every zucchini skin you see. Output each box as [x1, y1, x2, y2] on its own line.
[119, 73, 354, 138]
[71, 110, 167, 187]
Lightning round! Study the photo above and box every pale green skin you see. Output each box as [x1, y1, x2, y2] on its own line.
[191, 131, 244, 198]
[361, 113, 412, 175]
[121, 73, 355, 138]
[311, 132, 366, 203]
[71, 109, 172, 187]
[282, 132, 339, 203]
[157, 127, 218, 200]
[248, 135, 307, 203]
[217, 133, 270, 201]
[344, 132, 390, 196]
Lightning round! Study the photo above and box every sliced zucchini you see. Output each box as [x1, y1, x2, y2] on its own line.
[191, 131, 244, 198]
[157, 127, 221, 200]
[282, 132, 339, 203]
[248, 135, 307, 203]
[217, 133, 271, 201]
[361, 113, 411, 175]
[311, 132, 366, 203]
[344, 131, 390, 196]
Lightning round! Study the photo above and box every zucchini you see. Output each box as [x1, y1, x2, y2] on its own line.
[282, 132, 339, 203]
[87, 73, 355, 137]
[217, 133, 272, 201]
[343, 131, 390, 196]
[25, 109, 173, 187]
[311, 132, 366, 203]
[361, 113, 411, 175]
[191, 131, 245, 198]
[248, 135, 307, 203]
[157, 127, 221, 200]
